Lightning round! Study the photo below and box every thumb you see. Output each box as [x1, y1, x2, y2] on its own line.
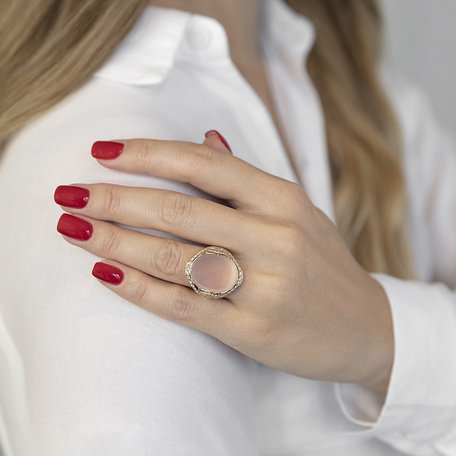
[203, 130, 233, 154]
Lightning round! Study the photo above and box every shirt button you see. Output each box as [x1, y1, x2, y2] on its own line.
[188, 26, 212, 50]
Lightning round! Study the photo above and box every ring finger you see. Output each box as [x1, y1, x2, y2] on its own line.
[56, 213, 243, 290]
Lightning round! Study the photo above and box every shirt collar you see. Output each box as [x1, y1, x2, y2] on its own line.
[93, 6, 189, 85]
[93, 0, 315, 85]
[260, 0, 315, 58]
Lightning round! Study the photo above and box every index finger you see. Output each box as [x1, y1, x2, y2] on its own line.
[91, 138, 298, 213]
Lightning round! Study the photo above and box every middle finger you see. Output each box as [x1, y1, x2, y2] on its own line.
[54, 183, 263, 252]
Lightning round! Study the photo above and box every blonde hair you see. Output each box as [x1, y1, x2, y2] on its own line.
[289, 0, 415, 278]
[0, 0, 415, 278]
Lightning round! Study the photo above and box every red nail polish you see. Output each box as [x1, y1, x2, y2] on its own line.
[57, 214, 93, 240]
[204, 130, 232, 153]
[92, 262, 124, 285]
[91, 141, 124, 159]
[54, 185, 89, 208]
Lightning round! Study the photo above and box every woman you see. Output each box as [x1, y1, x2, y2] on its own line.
[1, 0, 455, 454]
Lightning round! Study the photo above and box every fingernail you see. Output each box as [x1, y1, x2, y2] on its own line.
[54, 185, 89, 208]
[92, 262, 124, 285]
[204, 130, 232, 153]
[91, 141, 124, 159]
[57, 214, 93, 240]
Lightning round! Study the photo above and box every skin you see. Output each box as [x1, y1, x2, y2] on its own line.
[55, 134, 394, 397]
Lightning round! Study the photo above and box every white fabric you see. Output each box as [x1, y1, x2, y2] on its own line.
[0, 0, 455, 454]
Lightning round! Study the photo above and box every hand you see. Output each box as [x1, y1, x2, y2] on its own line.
[54, 132, 394, 394]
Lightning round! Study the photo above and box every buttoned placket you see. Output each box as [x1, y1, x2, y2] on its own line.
[260, 0, 336, 222]
[175, 12, 301, 188]
[174, 1, 336, 223]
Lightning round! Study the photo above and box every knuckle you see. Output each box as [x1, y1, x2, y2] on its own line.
[129, 275, 150, 305]
[102, 185, 122, 217]
[245, 312, 276, 345]
[278, 182, 312, 216]
[260, 271, 289, 306]
[160, 192, 193, 228]
[153, 240, 183, 277]
[254, 318, 273, 342]
[189, 144, 218, 174]
[271, 273, 294, 303]
[100, 227, 122, 258]
[287, 182, 309, 204]
[126, 138, 156, 169]
[272, 222, 304, 257]
[139, 139, 155, 165]
[169, 290, 195, 322]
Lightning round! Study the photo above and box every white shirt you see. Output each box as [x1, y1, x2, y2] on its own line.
[1, 1, 455, 455]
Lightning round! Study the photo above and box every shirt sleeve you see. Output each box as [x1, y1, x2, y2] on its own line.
[333, 76, 456, 455]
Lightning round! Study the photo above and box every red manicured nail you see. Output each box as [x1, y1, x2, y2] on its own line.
[92, 262, 124, 285]
[57, 214, 93, 240]
[54, 185, 89, 208]
[91, 141, 124, 159]
[204, 130, 232, 153]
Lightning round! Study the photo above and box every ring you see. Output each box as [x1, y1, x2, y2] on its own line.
[185, 246, 243, 299]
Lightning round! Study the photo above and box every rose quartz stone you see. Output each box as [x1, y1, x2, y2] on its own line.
[191, 253, 238, 293]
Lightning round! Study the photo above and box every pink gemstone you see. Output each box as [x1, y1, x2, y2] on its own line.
[191, 253, 238, 293]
